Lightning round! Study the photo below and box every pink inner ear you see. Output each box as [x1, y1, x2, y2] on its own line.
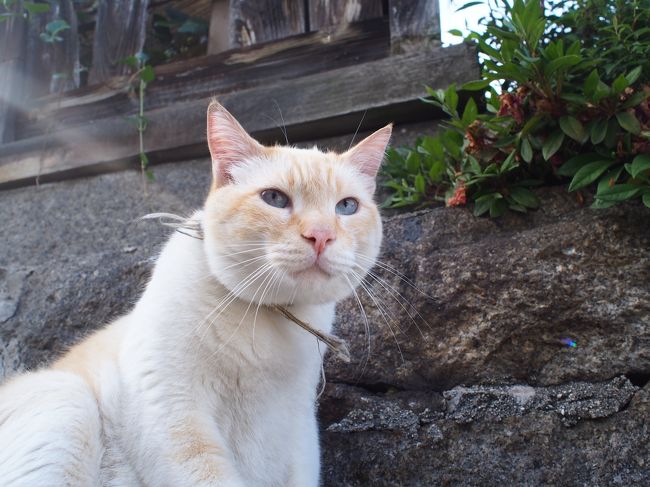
[207, 102, 263, 186]
[345, 124, 393, 179]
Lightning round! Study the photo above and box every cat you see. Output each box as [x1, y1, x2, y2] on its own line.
[0, 101, 391, 487]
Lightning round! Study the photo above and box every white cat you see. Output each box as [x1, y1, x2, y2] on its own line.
[0, 101, 391, 487]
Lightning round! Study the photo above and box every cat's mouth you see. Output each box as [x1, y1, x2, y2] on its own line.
[291, 262, 332, 279]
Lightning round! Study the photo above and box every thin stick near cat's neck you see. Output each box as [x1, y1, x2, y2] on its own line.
[271, 305, 350, 363]
[142, 213, 351, 362]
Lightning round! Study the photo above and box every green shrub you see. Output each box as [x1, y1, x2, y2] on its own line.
[382, 0, 650, 215]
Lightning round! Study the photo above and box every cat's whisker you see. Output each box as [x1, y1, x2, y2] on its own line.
[344, 274, 372, 381]
[194, 262, 274, 344]
[208, 264, 276, 360]
[359, 265, 430, 337]
[240, 265, 278, 354]
[201, 264, 271, 356]
[272, 99, 289, 146]
[355, 252, 437, 302]
[218, 247, 269, 259]
[221, 254, 272, 272]
[272, 269, 286, 303]
[251, 267, 284, 351]
[349, 269, 405, 363]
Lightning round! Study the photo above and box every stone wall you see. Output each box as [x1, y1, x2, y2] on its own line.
[1, 123, 648, 485]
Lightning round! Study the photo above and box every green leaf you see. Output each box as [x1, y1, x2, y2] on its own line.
[419, 136, 444, 159]
[568, 160, 615, 191]
[473, 193, 499, 216]
[414, 174, 426, 193]
[542, 131, 565, 161]
[596, 184, 641, 202]
[461, 98, 478, 126]
[559, 116, 587, 143]
[520, 137, 533, 163]
[139, 152, 149, 167]
[591, 199, 617, 209]
[557, 153, 602, 177]
[561, 93, 587, 104]
[604, 117, 619, 148]
[590, 118, 608, 144]
[611, 74, 630, 94]
[445, 85, 459, 112]
[597, 166, 624, 194]
[499, 150, 517, 174]
[628, 154, 650, 178]
[145, 168, 155, 181]
[120, 55, 139, 69]
[23, 1, 50, 15]
[448, 29, 464, 37]
[622, 91, 648, 109]
[643, 193, 650, 208]
[616, 111, 641, 134]
[461, 79, 491, 91]
[489, 198, 507, 218]
[140, 65, 155, 83]
[507, 201, 528, 213]
[544, 55, 582, 76]
[509, 187, 539, 208]
[594, 80, 611, 101]
[584, 69, 600, 99]
[625, 66, 643, 85]
[456, 1, 484, 12]
[428, 159, 445, 181]
[45, 19, 69, 34]
[405, 151, 420, 173]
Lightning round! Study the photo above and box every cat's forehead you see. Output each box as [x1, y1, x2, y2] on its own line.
[234, 145, 363, 194]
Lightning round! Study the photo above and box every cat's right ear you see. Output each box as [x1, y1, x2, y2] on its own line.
[207, 101, 264, 187]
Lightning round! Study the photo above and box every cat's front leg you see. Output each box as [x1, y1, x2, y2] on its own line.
[131, 407, 245, 487]
[287, 407, 321, 487]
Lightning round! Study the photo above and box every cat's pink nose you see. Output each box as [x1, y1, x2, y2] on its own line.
[301, 228, 336, 255]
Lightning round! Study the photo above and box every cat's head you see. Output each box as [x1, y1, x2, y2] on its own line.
[202, 102, 390, 305]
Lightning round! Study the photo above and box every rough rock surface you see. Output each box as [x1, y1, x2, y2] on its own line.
[327, 189, 650, 390]
[1, 121, 649, 485]
[321, 378, 649, 486]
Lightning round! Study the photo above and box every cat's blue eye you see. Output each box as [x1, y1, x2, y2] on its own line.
[336, 197, 358, 215]
[261, 189, 290, 209]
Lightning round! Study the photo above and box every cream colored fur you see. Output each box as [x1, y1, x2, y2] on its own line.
[0, 102, 391, 487]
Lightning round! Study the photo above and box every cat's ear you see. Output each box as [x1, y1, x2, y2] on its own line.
[343, 124, 393, 183]
[207, 101, 264, 187]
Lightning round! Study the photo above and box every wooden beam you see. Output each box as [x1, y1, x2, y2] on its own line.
[89, 0, 150, 84]
[0, 44, 478, 189]
[229, 0, 306, 48]
[389, 0, 440, 51]
[207, 0, 230, 54]
[19, 18, 390, 139]
[20, 0, 81, 98]
[308, 0, 384, 31]
[0, 2, 30, 144]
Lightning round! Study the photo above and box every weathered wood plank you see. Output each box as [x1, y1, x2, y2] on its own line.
[19, 18, 390, 139]
[389, 0, 440, 49]
[230, 0, 306, 48]
[0, 3, 27, 143]
[308, 0, 384, 31]
[22, 0, 80, 97]
[207, 0, 230, 54]
[0, 44, 478, 189]
[89, 0, 149, 84]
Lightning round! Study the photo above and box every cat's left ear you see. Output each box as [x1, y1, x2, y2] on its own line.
[207, 101, 264, 187]
[343, 124, 393, 187]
